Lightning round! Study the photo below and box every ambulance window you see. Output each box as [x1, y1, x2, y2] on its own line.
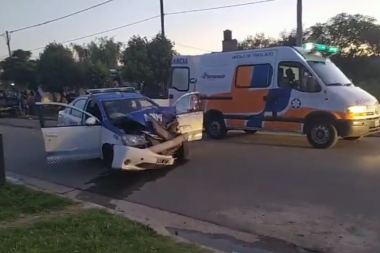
[235, 64, 272, 88]
[170, 67, 189, 91]
[278, 61, 320, 92]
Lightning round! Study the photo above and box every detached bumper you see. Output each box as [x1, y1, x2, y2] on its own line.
[337, 118, 380, 137]
[111, 134, 187, 171]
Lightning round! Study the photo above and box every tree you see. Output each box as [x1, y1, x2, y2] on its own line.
[306, 13, 380, 56]
[0, 49, 37, 89]
[36, 43, 81, 93]
[84, 62, 112, 88]
[121, 34, 176, 95]
[71, 37, 122, 69]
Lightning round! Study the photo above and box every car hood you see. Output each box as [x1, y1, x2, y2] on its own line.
[126, 106, 176, 128]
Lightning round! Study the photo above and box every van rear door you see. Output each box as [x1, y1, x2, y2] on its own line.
[169, 57, 194, 106]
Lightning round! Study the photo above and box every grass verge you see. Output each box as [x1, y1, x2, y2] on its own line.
[0, 183, 73, 222]
[0, 183, 210, 253]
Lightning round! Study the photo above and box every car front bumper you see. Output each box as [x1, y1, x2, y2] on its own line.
[111, 134, 187, 171]
[337, 117, 380, 137]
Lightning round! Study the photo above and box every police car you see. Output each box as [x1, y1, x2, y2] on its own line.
[36, 88, 203, 171]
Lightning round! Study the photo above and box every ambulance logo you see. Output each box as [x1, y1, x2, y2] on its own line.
[291, 98, 301, 110]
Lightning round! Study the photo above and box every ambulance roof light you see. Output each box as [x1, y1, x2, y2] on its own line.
[302, 43, 340, 55]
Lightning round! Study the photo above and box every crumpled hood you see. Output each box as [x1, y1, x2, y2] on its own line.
[126, 106, 176, 130]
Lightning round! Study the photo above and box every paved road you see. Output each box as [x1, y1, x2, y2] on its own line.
[3, 124, 380, 253]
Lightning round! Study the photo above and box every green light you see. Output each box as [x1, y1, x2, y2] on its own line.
[315, 44, 326, 51]
[302, 43, 340, 54]
[327, 47, 340, 53]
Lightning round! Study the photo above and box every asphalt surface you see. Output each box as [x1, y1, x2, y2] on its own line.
[2, 121, 380, 253]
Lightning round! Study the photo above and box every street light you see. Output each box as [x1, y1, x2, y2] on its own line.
[10, 83, 14, 86]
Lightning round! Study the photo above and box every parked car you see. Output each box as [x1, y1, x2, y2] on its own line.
[0, 90, 19, 116]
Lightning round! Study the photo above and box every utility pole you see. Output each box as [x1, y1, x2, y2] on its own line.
[159, 0, 165, 37]
[5, 30, 11, 57]
[296, 0, 303, 46]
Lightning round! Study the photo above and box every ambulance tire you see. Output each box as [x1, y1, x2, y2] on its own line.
[306, 120, 338, 149]
[102, 143, 114, 168]
[205, 114, 227, 139]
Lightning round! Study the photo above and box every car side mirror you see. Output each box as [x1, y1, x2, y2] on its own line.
[85, 117, 97, 125]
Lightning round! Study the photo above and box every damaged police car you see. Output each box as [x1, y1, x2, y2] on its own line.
[36, 88, 203, 171]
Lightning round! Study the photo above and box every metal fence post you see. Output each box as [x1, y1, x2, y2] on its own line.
[0, 134, 5, 187]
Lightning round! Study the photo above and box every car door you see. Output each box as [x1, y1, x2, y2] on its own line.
[36, 102, 102, 164]
[173, 92, 203, 141]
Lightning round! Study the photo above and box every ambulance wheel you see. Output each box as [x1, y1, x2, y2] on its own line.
[306, 121, 338, 149]
[102, 143, 113, 168]
[342, 136, 362, 141]
[244, 130, 257, 134]
[205, 114, 227, 139]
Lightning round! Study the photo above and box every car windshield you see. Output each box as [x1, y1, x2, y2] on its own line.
[102, 98, 158, 119]
[308, 60, 352, 86]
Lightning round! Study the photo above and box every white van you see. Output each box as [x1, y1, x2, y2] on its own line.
[169, 43, 380, 149]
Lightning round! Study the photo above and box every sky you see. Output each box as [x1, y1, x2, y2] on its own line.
[0, 0, 379, 60]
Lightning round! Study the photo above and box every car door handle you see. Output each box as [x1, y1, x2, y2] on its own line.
[169, 94, 174, 99]
[45, 133, 58, 137]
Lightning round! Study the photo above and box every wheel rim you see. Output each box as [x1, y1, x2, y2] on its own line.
[209, 121, 221, 136]
[311, 124, 330, 144]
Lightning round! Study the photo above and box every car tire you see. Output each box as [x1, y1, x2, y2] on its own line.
[102, 143, 114, 168]
[205, 114, 227, 139]
[176, 142, 189, 160]
[306, 120, 338, 149]
[244, 130, 258, 134]
[342, 136, 362, 141]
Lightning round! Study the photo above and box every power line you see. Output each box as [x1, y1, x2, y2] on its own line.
[175, 43, 213, 52]
[9, 0, 116, 34]
[1, 0, 277, 57]
[166, 0, 277, 16]
[27, 16, 161, 52]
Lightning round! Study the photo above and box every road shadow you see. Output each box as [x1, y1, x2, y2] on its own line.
[83, 159, 189, 200]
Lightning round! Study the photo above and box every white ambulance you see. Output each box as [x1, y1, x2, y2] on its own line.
[168, 43, 380, 149]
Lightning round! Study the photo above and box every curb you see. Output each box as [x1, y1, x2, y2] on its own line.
[5, 172, 268, 253]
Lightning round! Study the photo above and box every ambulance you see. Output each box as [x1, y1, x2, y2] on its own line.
[168, 43, 380, 149]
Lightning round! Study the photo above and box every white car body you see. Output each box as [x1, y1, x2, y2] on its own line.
[36, 92, 203, 171]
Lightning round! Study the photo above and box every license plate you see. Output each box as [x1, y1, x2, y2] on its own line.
[156, 158, 170, 165]
[375, 120, 379, 127]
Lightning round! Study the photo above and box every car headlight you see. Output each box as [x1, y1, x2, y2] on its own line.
[347, 105, 366, 118]
[121, 135, 147, 146]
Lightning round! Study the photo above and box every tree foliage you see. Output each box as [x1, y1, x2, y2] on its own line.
[121, 33, 177, 95]
[0, 50, 37, 89]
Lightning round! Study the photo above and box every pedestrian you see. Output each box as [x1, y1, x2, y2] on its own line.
[27, 91, 35, 116]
